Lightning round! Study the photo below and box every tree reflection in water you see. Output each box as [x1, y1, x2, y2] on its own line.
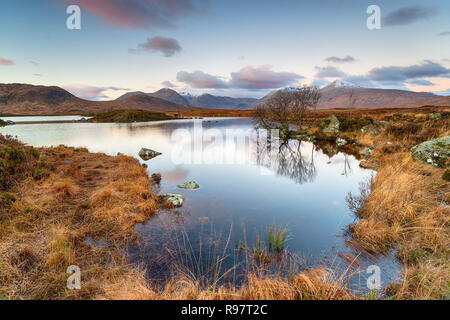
[255, 135, 317, 184]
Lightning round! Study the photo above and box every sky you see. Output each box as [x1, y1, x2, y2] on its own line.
[0, 0, 449, 100]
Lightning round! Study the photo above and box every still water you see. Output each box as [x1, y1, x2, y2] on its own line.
[0, 117, 400, 290]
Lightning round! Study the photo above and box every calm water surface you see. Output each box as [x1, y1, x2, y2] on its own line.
[0, 117, 400, 290]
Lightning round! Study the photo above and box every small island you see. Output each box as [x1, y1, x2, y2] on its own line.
[88, 109, 175, 123]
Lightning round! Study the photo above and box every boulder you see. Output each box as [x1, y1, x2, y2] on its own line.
[361, 124, 381, 135]
[336, 137, 347, 146]
[160, 193, 184, 207]
[376, 121, 392, 129]
[177, 181, 200, 189]
[410, 136, 449, 168]
[322, 115, 340, 134]
[359, 146, 373, 157]
[138, 148, 162, 161]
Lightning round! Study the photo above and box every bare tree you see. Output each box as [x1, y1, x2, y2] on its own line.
[253, 86, 321, 140]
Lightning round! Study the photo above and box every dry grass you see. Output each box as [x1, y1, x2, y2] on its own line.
[102, 266, 355, 300]
[341, 108, 450, 300]
[0, 140, 158, 299]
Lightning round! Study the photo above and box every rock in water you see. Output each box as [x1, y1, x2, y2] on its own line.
[177, 181, 200, 189]
[160, 193, 184, 207]
[138, 148, 162, 161]
[322, 115, 340, 134]
[411, 136, 449, 167]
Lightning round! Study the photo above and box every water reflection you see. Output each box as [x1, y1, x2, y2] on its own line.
[256, 138, 317, 184]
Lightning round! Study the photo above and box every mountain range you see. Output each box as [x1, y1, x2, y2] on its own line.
[0, 81, 448, 115]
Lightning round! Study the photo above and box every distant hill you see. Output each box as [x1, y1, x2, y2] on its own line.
[0, 84, 192, 115]
[259, 80, 450, 109]
[183, 93, 258, 109]
[117, 88, 190, 105]
[1, 82, 448, 116]
[118, 89, 258, 109]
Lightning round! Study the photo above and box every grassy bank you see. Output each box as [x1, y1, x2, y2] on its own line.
[304, 106, 449, 299]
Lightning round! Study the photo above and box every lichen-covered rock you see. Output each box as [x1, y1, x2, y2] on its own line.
[359, 146, 373, 157]
[361, 124, 381, 135]
[138, 148, 162, 161]
[336, 137, 347, 146]
[322, 115, 340, 134]
[411, 136, 449, 168]
[177, 181, 200, 189]
[429, 113, 441, 120]
[376, 121, 392, 129]
[160, 193, 184, 207]
[295, 134, 316, 142]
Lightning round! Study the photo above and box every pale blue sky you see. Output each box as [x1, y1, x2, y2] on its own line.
[1, 0, 449, 100]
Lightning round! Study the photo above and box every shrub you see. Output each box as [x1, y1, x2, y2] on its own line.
[443, 169, 450, 181]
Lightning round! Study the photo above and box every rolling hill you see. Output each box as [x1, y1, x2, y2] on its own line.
[0, 84, 193, 115]
[258, 80, 450, 109]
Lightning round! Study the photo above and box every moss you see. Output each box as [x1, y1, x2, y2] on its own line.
[443, 169, 450, 181]
[337, 117, 373, 132]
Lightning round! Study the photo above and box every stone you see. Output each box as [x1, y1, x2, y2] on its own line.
[336, 137, 347, 146]
[359, 146, 373, 156]
[177, 181, 200, 189]
[322, 115, 340, 134]
[138, 148, 162, 161]
[411, 136, 449, 168]
[429, 113, 441, 120]
[361, 124, 381, 135]
[160, 193, 184, 207]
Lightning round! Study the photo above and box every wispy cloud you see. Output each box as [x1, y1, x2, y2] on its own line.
[230, 65, 303, 89]
[368, 60, 450, 82]
[161, 81, 177, 88]
[130, 36, 182, 57]
[314, 66, 346, 78]
[438, 31, 450, 36]
[384, 5, 438, 26]
[176, 71, 228, 89]
[176, 65, 303, 90]
[0, 57, 14, 66]
[71, 0, 207, 30]
[63, 85, 130, 100]
[325, 56, 355, 63]
[29, 60, 40, 66]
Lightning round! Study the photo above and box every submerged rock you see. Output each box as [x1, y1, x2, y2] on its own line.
[411, 136, 449, 167]
[138, 148, 162, 161]
[336, 137, 348, 146]
[322, 115, 340, 134]
[160, 193, 184, 207]
[177, 181, 200, 189]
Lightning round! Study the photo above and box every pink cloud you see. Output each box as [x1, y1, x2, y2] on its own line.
[0, 57, 14, 66]
[71, 0, 205, 30]
[230, 65, 303, 89]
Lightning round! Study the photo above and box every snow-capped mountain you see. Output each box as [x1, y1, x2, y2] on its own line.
[323, 80, 361, 89]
